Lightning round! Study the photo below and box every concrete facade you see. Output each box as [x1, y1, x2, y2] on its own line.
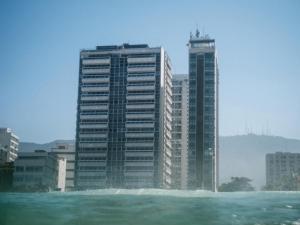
[51, 143, 75, 191]
[75, 44, 172, 189]
[266, 152, 300, 187]
[13, 150, 66, 191]
[171, 74, 189, 189]
[0, 128, 19, 162]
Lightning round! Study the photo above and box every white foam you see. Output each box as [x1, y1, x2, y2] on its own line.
[51, 189, 300, 198]
[60, 188, 215, 198]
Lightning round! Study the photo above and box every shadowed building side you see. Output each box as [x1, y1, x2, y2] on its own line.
[171, 74, 189, 189]
[187, 31, 219, 191]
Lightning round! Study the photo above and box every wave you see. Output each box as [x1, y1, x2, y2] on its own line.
[51, 188, 300, 198]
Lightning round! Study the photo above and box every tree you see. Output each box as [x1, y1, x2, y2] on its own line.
[218, 177, 255, 192]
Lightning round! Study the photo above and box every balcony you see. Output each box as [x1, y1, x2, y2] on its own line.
[126, 104, 155, 109]
[82, 58, 110, 65]
[127, 76, 155, 82]
[79, 124, 108, 129]
[125, 162, 153, 167]
[82, 68, 110, 74]
[78, 152, 107, 157]
[125, 152, 154, 157]
[126, 122, 154, 129]
[79, 133, 108, 138]
[127, 67, 156, 73]
[81, 95, 109, 101]
[78, 161, 106, 167]
[125, 142, 154, 148]
[79, 143, 108, 148]
[125, 114, 154, 119]
[82, 77, 110, 83]
[80, 114, 108, 120]
[126, 94, 155, 101]
[127, 57, 156, 64]
[80, 105, 108, 111]
[127, 85, 155, 91]
[81, 86, 109, 92]
[125, 133, 154, 138]
[124, 171, 153, 176]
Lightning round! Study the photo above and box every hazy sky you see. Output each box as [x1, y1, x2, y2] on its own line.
[0, 0, 299, 143]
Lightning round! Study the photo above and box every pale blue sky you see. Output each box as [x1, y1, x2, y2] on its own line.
[0, 0, 299, 143]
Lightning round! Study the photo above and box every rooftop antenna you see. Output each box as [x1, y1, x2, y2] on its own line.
[196, 23, 200, 38]
[266, 120, 271, 136]
[245, 121, 249, 135]
[196, 28, 200, 38]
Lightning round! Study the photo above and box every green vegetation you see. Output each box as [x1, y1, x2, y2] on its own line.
[218, 177, 255, 192]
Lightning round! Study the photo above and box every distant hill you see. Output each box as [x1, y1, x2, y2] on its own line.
[19, 134, 300, 189]
[219, 134, 300, 189]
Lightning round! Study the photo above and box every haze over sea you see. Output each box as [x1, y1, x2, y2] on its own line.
[0, 189, 299, 225]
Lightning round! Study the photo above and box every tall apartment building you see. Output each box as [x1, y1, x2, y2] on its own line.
[187, 31, 219, 191]
[266, 152, 300, 188]
[171, 74, 189, 189]
[0, 128, 19, 162]
[51, 143, 75, 191]
[75, 44, 172, 189]
[13, 150, 66, 191]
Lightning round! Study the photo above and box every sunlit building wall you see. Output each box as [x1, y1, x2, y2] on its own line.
[51, 143, 75, 191]
[0, 128, 19, 163]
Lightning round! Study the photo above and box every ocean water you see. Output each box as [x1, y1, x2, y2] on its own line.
[0, 189, 299, 225]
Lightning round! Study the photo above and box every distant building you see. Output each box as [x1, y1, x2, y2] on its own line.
[13, 150, 66, 191]
[75, 43, 172, 189]
[0, 128, 19, 162]
[266, 152, 300, 188]
[187, 31, 219, 191]
[171, 74, 189, 189]
[51, 143, 75, 191]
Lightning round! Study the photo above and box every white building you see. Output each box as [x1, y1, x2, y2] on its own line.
[13, 150, 66, 191]
[171, 75, 189, 189]
[51, 143, 75, 191]
[0, 128, 19, 162]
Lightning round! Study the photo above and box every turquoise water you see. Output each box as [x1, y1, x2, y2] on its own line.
[0, 189, 299, 225]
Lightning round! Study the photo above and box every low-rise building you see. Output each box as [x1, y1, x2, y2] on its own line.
[13, 150, 66, 191]
[51, 143, 75, 191]
[0, 128, 19, 162]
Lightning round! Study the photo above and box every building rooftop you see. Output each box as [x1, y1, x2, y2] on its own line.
[188, 30, 215, 50]
[95, 44, 149, 51]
